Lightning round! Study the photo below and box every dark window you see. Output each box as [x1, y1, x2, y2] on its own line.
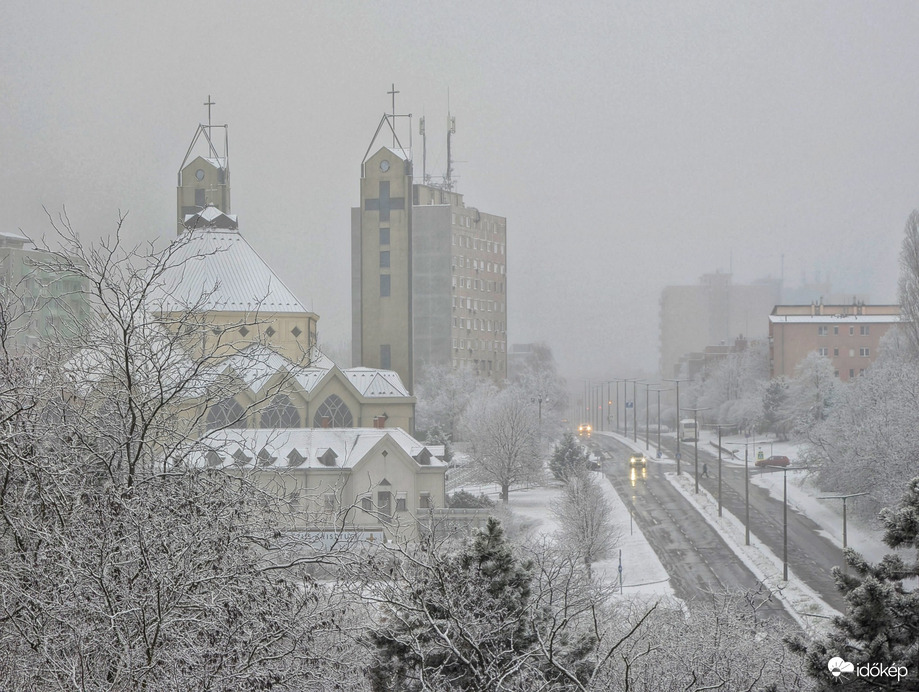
[377, 491, 392, 516]
[380, 274, 391, 297]
[206, 397, 246, 431]
[195, 188, 205, 207]
[380, 251, 390, 268]
[312, 394, 354, 428]
[380, 344, 391, 370]
[379, 227, 390, 245]
[396, 495, 407, 512]
[361, 496, 372, 511]
[260, 394, 300, 428]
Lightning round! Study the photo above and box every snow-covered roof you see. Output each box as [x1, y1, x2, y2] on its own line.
[769, 315, 901, 324]
[343, 367, 411, 397]
[149, 223, 309, 314]
[196, 427, 446, 470]
[183, 206, 238, 229]
[381, 146, 410, 162]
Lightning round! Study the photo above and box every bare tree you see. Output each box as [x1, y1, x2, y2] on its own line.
[553, 471, 619, 579]
[0, 216, 363, 691]
[460, 385, 542, 502]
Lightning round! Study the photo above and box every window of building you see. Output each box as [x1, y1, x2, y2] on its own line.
[818, 347, 828, 356]
[259, 394, 300, 428]
[859, 369, 865, 376]
[849, 368, 855, 378]
[312, 394, 353, 428]
[834, 370, 839, 377]
[833, 326, 839, 335]
[396, 492, 407, 512]
[380, 274, 390, 297]
[849, 349, 855, 357]
[324, 493, 336, 511]
[206, 397, 246, 431]
[361, 496, 372, 511]
[860, 347, 870, 357]
[833, 348, 839, 357]
[381, 344, 391, 369]
[419, 492, 432, 509]
[380, 250, 390, 268]
[379, 227, 390, 245]
[195, 187, 206, 207]
[860, 325, 870, 336]
[377, 491, 392, 516]
[818, 326, 828, 336]
[849, 326, 855, 335]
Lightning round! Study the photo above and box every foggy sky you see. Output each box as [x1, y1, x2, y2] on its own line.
[1, 1, 916, 381]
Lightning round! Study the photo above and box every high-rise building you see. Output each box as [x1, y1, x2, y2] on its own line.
[352, 112, 507, 392]
[659, 272, 781, 378]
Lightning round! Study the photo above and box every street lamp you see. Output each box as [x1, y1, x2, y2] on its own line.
[663, 377, 689, 476]
[762, 462, 809, 581]
[650, 386, 672, 458]
[709, 423, 736, 518]
[817, 492, 868, 550]
[681, 406, 711, 494]
[732, 438, 758, 546]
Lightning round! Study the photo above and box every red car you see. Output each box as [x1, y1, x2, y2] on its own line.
[755, 455, 790, 468]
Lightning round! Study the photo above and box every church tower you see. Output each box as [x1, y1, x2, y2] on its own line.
[177, 96, 231, 235]
[352, 112, 414, 392]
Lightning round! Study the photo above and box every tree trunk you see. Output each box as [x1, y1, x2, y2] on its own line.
[501, 483, 509, 503]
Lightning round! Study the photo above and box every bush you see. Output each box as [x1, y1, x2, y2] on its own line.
[447, 490, 496, 509]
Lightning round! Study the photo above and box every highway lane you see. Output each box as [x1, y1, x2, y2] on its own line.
[589, 434, 796, 627]
[649, 432, 848, 613]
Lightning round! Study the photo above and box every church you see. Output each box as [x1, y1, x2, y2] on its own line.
[166, 107, 447, 540]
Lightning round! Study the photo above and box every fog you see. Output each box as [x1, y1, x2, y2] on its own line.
[1, 1, 915, 381]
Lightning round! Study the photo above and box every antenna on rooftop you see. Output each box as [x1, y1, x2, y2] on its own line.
[446, 88, 456, 190]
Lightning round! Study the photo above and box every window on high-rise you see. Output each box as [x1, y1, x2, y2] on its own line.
[379, 227, 390, 245]
[380, 274, 390, 297]
[380, 251, 390, 268]
[380, 344, 391, 369]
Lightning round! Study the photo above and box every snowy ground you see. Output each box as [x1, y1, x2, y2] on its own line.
[454, 471, 674, 600]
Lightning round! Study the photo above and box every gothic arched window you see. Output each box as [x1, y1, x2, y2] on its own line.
[260, 394, 300, 429]
[206, 397, 247, 431]
[312, 394, 353, 428]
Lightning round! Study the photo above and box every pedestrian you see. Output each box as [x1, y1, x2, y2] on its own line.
[702, 462, 709, 477]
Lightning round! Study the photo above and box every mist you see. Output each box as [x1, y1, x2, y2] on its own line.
[1, 0, 913, 382]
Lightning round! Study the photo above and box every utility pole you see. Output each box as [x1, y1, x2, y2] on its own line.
[681, 406, 710, 494]
[663, 377, 689, 475]
[818, 492, 868, 550]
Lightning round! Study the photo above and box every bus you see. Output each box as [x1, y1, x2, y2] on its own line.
[679, 419, 698, 442]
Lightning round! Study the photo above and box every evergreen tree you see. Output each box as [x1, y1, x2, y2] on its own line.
[790, 477, 919, 689]
[366, 518, 548, 691]
[550, 432, 590, 481]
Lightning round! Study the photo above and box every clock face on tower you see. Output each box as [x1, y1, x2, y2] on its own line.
[379, 160, 390, 172]
[195, 169, 205, 181]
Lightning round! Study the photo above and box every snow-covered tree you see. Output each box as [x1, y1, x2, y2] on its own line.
[898, 209, 919, 358]
[553, 472, 619, 579]
[414, 363, 481, 440]
[0, 220, 359, 690]
[781, 351, 839, 434]
[460, 385, 542, 502]
[550, 432, 590, 481]
[790, 477, 919, 690]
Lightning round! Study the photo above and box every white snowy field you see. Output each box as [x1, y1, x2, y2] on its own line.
[454, 472, 674, 600]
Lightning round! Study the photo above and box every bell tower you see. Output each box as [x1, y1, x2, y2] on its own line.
[177, 95, 231, 234]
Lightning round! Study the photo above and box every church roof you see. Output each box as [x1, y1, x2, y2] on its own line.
[150, 221, 308, 314]
[197, 427, 446, 470]
[344, 368, 410, 397]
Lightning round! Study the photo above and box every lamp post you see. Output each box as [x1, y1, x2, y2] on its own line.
[632, 380, 638, 443]
[663, 378, 688, 476]
[762, 463, 808, 581]
[817, 492, 868, 550]
[710, 423, 735, 518]
[650, 387, 672, 457]
[681, 406, 710, 494]
[732, 439, 758, 546]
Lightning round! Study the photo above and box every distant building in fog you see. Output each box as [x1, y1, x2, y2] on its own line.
[176, 117, 231, 235]
[352, 112, 508, 392]
[659, 272, 781, 378]
[769, 302, 900, 382]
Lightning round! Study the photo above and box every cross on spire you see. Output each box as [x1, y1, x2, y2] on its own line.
[387, 84, 400, 147]
[204, 94, 215, 128]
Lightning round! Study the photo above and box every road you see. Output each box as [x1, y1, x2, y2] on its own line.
[589, 434, 796, 627]
[649, 431, 848, 613]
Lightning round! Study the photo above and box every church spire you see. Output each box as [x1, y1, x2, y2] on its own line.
[176, 97, 231, 234]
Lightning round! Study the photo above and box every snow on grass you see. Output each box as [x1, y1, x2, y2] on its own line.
[666, 470, 838, 633]
[454, 474, 673, 600]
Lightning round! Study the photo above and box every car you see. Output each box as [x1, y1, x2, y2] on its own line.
[629, 452, 647, 466]
[755, 455, 790, 468]
[577, 423, 592, 437]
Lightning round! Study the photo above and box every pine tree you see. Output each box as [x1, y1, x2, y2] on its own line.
[790, 477, 919, 690]
[550, 432, 589, 481]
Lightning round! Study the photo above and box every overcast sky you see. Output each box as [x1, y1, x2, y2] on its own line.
[2, 1, 916, 380]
